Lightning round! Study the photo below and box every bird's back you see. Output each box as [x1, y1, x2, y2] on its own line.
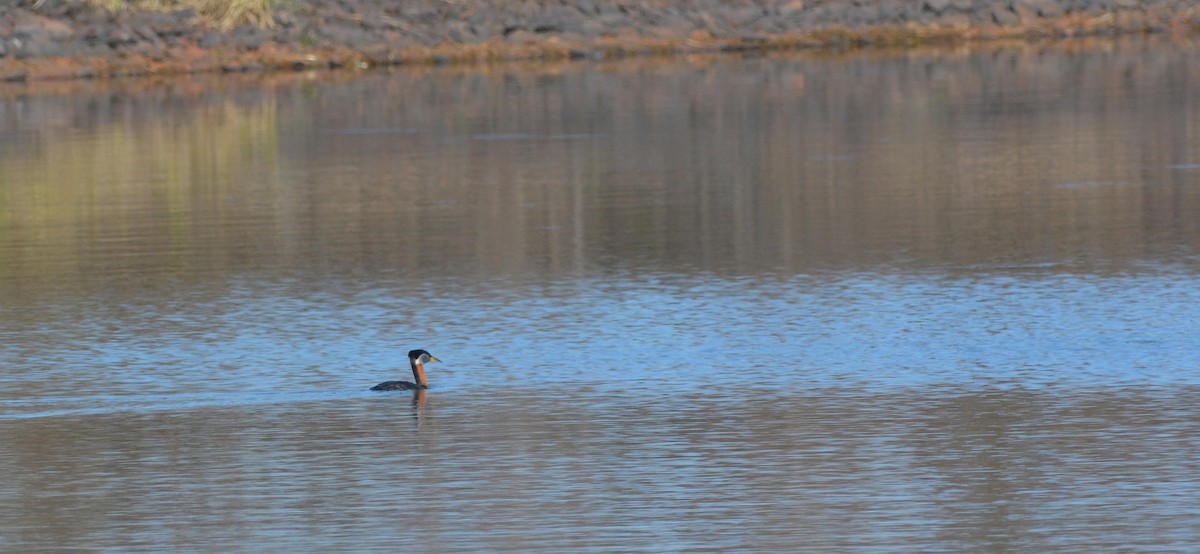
[370, 380, 421, 391]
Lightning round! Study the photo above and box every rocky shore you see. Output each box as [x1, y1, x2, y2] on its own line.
[2, 0, 1199, 80]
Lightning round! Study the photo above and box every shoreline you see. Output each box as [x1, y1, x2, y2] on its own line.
[1, 0, 1198, 81]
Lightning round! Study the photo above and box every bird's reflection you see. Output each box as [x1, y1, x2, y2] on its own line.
[410, 389, 428, 430]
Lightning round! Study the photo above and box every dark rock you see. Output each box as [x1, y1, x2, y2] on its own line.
[198, 32, 224, 48]
[924, 0, 953, 14]
[107, 27, 137, 47]
[158, 24, 192, 38]
[1016, 0, 1065, 17]
[170, 8, 195, 24]
[533, 6, 584, 34]
[231, 25, 266, 50]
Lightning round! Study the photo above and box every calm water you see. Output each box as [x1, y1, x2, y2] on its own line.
[3, 38, 1200, 551]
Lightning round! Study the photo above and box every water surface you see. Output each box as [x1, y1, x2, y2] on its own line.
[3, 38, 1200, 551]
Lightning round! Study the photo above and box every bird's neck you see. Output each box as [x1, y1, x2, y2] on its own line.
[410, 360, 429, 389]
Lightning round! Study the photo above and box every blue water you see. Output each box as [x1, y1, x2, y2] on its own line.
[6, 268, 1200, 413]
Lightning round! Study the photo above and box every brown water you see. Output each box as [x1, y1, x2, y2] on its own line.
[3, 38, 1200, 552]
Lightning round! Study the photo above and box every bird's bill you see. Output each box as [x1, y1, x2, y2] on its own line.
[428, 355, 442, 363]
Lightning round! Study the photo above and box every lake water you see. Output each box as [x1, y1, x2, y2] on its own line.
[3, 38, 1200, 551]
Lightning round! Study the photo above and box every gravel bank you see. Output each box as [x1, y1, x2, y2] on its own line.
[2, 0, 1199, 80]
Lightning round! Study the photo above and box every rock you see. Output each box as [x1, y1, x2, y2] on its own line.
[28, 0, 66, 16]
[220, 62, 251, 72]
[779, 0, 806, 17]
[315, 22, 380, 48]
[1012, 2, 1040, 23]
[692, 11, 724, 33]
[875, 1, 902, 23]
[533, 6, 584, 34]
[107, 27, 137, 47]
[924, 0, 953, 14]
[135, 25, 162, 45]
[847, 4, 882, 26]
[596, 3, 621, 16]
[580, 19, 608, 37]
[130, 40, 166, 59]
[991, 5, 1020, 25]
[1016, 0, 1065, 17]
[231, 25, 267, 50]
[13, 35, 67, 58]
[725, 6, 764, 26]
[198, 32, 224, 48]
[446, 21, 478, 43]
[13, 13, 73, 41]
[170, 8, 196, 24]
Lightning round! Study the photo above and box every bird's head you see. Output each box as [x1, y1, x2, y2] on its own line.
[408, 349, 440, 365]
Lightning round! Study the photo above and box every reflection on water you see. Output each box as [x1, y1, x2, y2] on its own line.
[3, 37, 1200, 551]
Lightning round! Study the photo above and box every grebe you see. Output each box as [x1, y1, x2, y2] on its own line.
[371, 349, 441, 391]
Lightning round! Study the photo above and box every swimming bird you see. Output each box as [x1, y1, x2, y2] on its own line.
[371, 349, 441, 391]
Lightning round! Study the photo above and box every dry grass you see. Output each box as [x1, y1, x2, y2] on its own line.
[79, 0, 277, 29]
